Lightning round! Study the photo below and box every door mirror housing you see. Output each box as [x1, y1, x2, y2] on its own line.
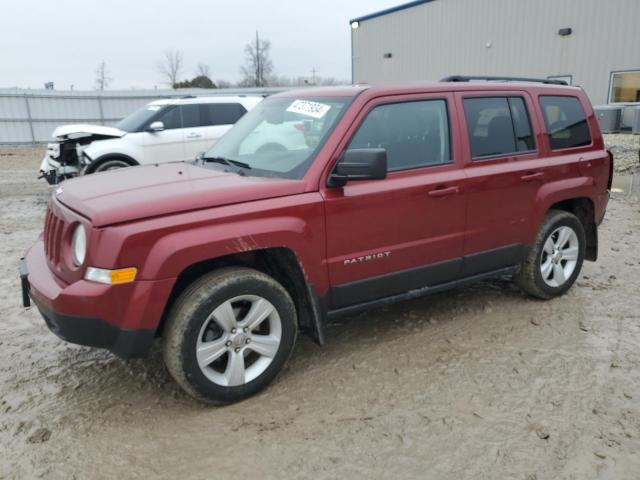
[328, 148, 387, 187]
[147, 121, 165, 132]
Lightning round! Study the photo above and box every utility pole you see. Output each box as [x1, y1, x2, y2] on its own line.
[310, 68, 317, 85]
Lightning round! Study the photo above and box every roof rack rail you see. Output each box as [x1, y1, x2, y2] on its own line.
[440, 75, 568, 86]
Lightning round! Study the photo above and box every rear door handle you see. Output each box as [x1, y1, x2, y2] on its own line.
[186, 132, 202, 139]
[428, 186, 459, 197]
[521, 172, 544, 182]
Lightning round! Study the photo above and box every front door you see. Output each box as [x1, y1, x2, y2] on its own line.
[142, 105, 186, 163]
[322, 94, 467, 309]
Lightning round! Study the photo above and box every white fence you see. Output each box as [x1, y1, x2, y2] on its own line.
[0, 87, 285, 144]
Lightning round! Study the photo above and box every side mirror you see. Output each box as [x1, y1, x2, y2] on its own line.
[328, 148, 387, 187]
[147, 121, 165, 132]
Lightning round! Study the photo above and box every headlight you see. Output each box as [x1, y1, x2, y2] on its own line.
[46, 143, 60, 159]
[71, 224, 87, 266]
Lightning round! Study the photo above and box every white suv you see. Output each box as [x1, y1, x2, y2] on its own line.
[39, 95, 263, 184]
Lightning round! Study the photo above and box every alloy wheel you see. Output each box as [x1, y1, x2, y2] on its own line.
[195, 295, 282, 387]
[539, 226, 580, 287]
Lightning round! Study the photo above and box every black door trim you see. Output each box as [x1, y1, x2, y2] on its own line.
[327, 265, 519, 319]
[330, 257, 462, 309]
[328, 243, 528, 311]
[459, 243, 528, 278]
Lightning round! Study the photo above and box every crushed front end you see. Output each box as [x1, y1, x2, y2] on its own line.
[39, 140, 88, 184]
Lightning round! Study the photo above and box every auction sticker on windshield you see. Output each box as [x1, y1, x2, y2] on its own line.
[286, 100, 331, 119]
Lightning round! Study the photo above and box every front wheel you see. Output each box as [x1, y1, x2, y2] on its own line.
[91, 158, 131, 173]
[163, 268, 297, 404]
[515, 209, 586, 299]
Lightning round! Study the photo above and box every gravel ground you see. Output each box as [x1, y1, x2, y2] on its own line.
[604, 134, 640, 174]
[0, 143, 639, 479]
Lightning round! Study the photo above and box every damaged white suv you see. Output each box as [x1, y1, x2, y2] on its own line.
[40, 95, 263, 184]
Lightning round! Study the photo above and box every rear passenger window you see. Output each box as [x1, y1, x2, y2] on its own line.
[203, 103, 247, 126]
[181, 104, 201, 128]
[463, 96, 535, 159]
[539, 96, 591, 150]
[348, 99, 451, 171]
[509, 98, 535, 151]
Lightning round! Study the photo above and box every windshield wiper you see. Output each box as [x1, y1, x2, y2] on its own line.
[201, 156, 251, 171]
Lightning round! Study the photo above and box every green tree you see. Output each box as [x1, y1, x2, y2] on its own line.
[174, 75, 217, 89]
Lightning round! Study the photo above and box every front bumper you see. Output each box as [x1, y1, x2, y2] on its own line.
[39, 154, 80, 185]
[21, 239, 175, 359]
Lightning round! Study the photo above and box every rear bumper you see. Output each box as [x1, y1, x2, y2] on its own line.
[22, 239, 175, 359]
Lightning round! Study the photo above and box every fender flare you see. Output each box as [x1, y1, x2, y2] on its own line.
[528, 178, 594, 235]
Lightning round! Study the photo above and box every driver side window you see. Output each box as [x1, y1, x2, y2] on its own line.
[154, 106, 181, 130]
[348, 99, 451, 171]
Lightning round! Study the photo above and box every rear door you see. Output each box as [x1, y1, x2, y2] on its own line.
[322, 93, 467, 309]
[141, 105, 185, 163]
[199, 103, 248, 150]
[456, 91, 548, 276]
[181, 104, 209, 159]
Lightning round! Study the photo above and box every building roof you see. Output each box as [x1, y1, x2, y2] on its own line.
[349, 0, 437, 24]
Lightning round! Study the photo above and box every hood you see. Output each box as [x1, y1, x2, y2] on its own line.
[55, 163, 307, 227]
[52, 124, 127, 141]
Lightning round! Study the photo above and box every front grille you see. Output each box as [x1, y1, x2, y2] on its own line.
[43, 207, 65, 267]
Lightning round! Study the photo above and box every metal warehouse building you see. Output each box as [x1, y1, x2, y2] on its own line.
[350, 0, 640, 109]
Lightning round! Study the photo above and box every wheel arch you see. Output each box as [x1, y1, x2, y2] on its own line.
[157, 247, 326, 345]
[548, 197, 597, 261]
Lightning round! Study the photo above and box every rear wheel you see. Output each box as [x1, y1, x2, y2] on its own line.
[163, 268, 297, 404]
[515, 209, 586, 299]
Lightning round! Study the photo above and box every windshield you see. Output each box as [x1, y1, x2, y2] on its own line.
[202, 96, 351, 179]
[115, 103, 166, 132]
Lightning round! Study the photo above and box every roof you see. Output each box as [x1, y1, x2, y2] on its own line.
[271, 81, 580, 102]
[350, 0, 437, 24]
[148, 96, 264, 108]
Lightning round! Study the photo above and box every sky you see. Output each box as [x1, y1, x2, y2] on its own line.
[0, 0, 400, 90]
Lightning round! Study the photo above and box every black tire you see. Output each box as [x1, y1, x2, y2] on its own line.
[515, 209, 586, 299]
[90, 158, 132, 174]
[163, 267, 297, 404]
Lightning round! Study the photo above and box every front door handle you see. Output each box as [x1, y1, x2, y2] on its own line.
[186, 132, 202, 139]
[428, 186, 460, 197]
[521, 172, 544, 182]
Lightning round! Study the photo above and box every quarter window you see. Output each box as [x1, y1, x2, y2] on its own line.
[348, 99, 451, 171]
[463, 96, 535, 159]
[539, 96, 591, 150]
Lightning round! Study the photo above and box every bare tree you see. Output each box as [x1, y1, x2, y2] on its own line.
[239, 31, 273, 87]
[268, 74, 347, 87]
[94, 61, 112, 90]
[196, 63, 211, 78]
[215, 79, 233, 88]
[319, 76, 345, 86]
[156, 49, 184, 87]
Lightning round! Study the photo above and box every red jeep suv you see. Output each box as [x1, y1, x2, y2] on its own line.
[20, 77, 612, 403]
